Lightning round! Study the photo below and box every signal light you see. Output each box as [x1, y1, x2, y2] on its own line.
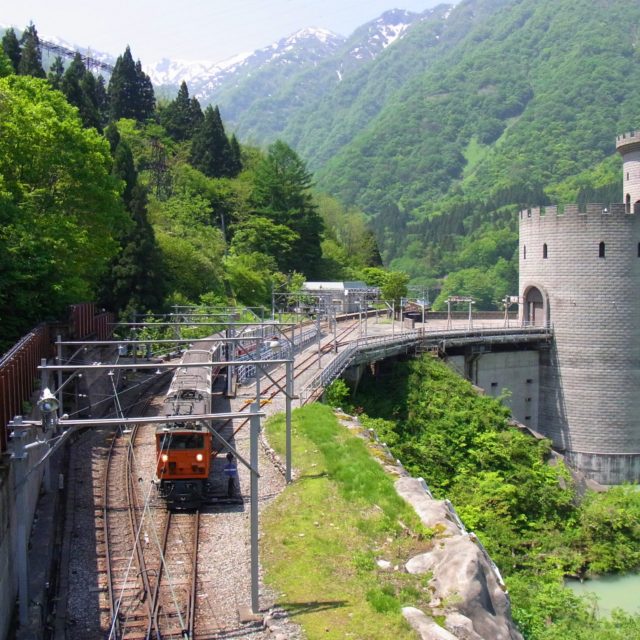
[162, 454, 169, 462]
[196, 453, 204, 462]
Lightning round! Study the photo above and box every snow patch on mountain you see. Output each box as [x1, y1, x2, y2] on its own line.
[146, 26, 344, 100]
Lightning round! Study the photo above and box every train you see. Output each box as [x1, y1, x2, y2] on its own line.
[155, 343, 224, 509]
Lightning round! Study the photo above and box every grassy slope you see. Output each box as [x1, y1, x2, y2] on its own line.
[262, 403, 435, 639]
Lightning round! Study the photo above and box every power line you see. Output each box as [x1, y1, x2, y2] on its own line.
[40, 39, 114, 74]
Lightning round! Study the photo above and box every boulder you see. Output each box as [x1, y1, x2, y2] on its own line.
[406, 535, 522, 640]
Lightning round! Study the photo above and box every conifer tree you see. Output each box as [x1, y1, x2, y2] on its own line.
[60, 53, 101, 130]
[18, 23, 45, 78]
[80, 72, 102, 131]
[189, 105, 233, 178]
[108, 46, 155, 122]
[99, 184, 166, 314]
[104, 122, 120, 154]
[60, 53, 85, 109]
[135, 59, 155, 119]
[95, 76, 109, 126]
[99, 140, 165, 313]
[251, 141, 323, 276]
[48, 56, 64, 89]
[160, 81, 193, 141]
[228, 134, 243, 176]
[2, 28, 21, 72]
[189, 97, 204, 131]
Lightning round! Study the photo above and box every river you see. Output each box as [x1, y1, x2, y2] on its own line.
[565, 574, 640, 617]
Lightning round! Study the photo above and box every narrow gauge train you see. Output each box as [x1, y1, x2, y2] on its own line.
[155, 343, 224, 509]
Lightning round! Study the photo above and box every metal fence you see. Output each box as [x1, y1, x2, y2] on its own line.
[1, 303, 115, 451]
[299, 325, 553, 404]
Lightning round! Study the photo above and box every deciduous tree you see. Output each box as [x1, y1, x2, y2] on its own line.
[0, 75, 127, 345]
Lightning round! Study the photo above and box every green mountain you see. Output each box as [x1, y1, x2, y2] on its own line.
[223, 0, 640, 299]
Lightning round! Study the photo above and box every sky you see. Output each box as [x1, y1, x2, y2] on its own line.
[3, 0, 445, 64]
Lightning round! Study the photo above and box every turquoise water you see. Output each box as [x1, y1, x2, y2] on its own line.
[565, 574, 640, 617]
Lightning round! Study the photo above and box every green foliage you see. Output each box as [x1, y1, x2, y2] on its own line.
[224, 252, 274, 307]
[1, 28, 21, 73]
[0, 50, 12, 78]
[323, 379, 352, 410]
[189, 104, 236, 178]
[0, 75, 127, 345]
[148, 191, 227, 302]
[60, 53, 102, 131]
[352, 356, 640, 637]
[250, 140, 324, 276]
[222, 0, 640, 295]
[229, 216, 298, 270]
[576, 486, 640, 574]
[159, 81, 203, 142]
[381, 271, 409, 308]
[18, 24, 45, 78]
[108, 46, 155, 122]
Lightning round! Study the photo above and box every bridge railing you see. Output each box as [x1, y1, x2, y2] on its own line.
[298, 324, 552, 405]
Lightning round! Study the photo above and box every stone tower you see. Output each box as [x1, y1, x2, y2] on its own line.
[617, 130, 640, 212]
[518, 132, 640, 483]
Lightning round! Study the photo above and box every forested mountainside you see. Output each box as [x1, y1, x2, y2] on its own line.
[219, 0, 640, 303]
[0, 26, 387, 350]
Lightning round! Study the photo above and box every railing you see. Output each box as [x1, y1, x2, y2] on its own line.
[0, 325, 51, 451]
[1, 303, 116, 451]
[236, 327, 318, 384]
[299, 325, 552, 405]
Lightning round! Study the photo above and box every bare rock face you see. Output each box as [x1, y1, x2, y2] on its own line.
[397, 477, 523, 640]
[402, 607, 459, 639]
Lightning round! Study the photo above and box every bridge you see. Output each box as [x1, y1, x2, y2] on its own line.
[297, 319, 552, 406]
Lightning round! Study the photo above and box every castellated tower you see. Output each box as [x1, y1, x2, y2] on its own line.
[518, 132, 640, 483]
[617, 130, 640, 212]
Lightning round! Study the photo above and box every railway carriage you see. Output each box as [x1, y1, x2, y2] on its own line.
[156, 344, 223, 508]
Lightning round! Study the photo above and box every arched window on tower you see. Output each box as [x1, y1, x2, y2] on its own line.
[543, 243, 548, 259]
[599, 241, 605, 258]
[523, 245, 527, 260]
[626, 194, 631, 213]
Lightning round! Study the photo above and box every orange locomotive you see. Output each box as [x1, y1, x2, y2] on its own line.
[155, 345, 223, 509]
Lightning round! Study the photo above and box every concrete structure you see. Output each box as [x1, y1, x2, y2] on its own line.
[517, 132, 640, 483]
[448, 351, 540, 428]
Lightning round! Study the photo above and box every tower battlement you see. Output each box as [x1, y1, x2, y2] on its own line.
[519, 202, 632, 221]
[616, 130, 640, 152]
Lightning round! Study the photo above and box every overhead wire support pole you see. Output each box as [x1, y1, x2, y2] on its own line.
[285, 360, 293, 483]
[251, 339, 262, 613]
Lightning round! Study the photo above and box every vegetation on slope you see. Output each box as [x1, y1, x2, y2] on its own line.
[215, 0, 640, 306]
[339, 357, 640, 639]
[316, 0, 640, 252]
[0, 28, 387, 351]
[263, 403, 434, 640]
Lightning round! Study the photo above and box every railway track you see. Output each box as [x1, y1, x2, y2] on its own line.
[219, 319, 360, 452]
[101, 369, 202, 639]
[65, 318, 358, 638]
